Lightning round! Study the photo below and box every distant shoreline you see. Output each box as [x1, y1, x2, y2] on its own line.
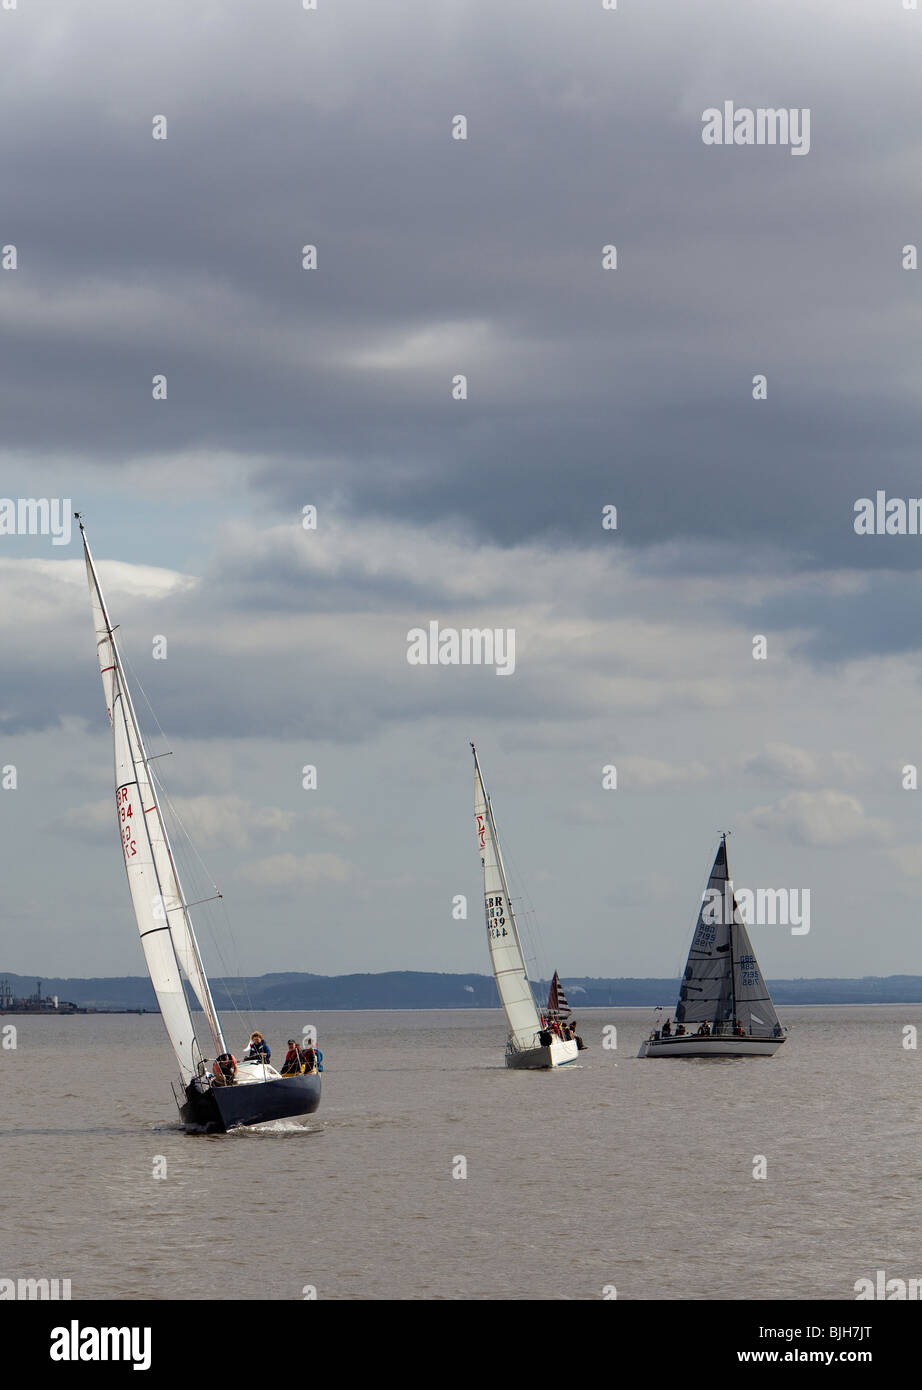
[4, 971, 922, 1011]
[7, 1001, 922, 1016]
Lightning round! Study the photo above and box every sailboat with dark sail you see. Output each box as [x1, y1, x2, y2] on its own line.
[472, 744, 579, 1069]
[79, 518, 321, 1130]
[638, 834, 786, 1058]
[546, 971, 570, 1027]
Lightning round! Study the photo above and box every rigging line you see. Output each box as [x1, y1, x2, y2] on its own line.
[159, 815, 255, 1033]
[158, 812, 259, 1034]
[498, 832, 546, 964]
[211, 898, 260, 1031]
[495, 829, 551, 991]
[148, 760, 222, 897]
[120, 643, 173, 751]
[146, 773, 233, 965]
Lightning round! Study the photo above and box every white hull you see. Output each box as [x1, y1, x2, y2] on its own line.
[506, 1038, 580, 1070]
[637, 1033, 785, 1058]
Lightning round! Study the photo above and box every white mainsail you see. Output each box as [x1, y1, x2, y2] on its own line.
[472, 744, 542, 1052]
[81, 523, 226, 1080]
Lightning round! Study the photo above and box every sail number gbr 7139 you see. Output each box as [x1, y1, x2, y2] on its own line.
[485, 895, 508, 939]
[117, 785, 138, 861]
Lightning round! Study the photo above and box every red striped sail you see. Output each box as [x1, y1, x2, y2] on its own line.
[546, 971, 571, 1019]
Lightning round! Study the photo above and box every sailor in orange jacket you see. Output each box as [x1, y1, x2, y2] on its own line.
[212, 1052, 237, 1085]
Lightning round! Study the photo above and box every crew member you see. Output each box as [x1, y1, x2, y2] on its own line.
[280, 1039, 303, 1075]
[244, 1031, 271, 1063]
[212, 1053, 237, 1086]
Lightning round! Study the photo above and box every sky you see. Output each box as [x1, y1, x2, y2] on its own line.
[2, 0, 922, 985]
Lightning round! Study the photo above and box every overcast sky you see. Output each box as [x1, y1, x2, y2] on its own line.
[2, 1, 922, 988]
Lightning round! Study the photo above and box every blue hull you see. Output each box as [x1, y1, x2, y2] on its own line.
[180, 1074, 321, 1132]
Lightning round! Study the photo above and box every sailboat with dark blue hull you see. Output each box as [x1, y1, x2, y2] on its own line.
[178, 1062, 320, 1133]
[80, 518, 321, 1132]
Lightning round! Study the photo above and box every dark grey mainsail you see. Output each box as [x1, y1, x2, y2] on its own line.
[674, 835, 780, 1036]
[675, 837, 734, 1027]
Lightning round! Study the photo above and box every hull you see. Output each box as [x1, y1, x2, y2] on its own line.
[637, 1033, 785, 1058]
[180, 1068, 322, 1132]
[506, 1038, 580, 1070]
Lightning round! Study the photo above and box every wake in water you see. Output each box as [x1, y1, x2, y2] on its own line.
[226, 1117, 321, 1137]
[149, 1117, 320, 1137]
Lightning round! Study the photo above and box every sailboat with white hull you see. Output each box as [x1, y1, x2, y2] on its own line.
[79, 519, 321, 1131]
[638, 834, 786, 1058]
[472, 744, 579, 1069]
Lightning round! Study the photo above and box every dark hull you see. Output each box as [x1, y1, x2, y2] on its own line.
[638, 1034, 785, 1058]
[180, 1074, 322, 1133]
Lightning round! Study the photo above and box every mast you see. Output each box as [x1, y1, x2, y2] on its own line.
[80, 519, 226, 1063]
[724, 832, 737, 1028]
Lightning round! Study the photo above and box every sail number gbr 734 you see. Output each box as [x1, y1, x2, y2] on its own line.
[118, 785, 138, 860]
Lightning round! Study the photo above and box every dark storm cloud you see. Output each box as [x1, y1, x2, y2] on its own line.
[2, 1, 921, 575]
[733, 570, 922, 665]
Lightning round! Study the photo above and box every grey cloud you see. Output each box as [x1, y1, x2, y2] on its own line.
[1, 1, 920, 587]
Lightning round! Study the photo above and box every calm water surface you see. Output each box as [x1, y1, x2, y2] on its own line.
[2, 1007, 919, 1300]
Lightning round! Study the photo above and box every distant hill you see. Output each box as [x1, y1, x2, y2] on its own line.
[4, 971, 922, 1010]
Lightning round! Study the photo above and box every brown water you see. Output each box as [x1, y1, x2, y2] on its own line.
[1, 1006, 919, 1300]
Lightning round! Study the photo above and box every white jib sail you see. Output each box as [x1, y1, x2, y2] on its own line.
[82, 527, 225, 1078]
[472, 747, 542, 1051]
